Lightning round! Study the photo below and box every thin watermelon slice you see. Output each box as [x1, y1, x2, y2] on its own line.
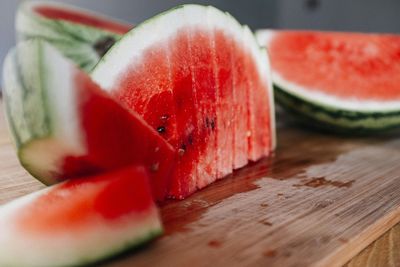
[92, 5, 276, 199]
[16, 1, 133, 72]
[0, 166, 162, 267]
[257, 30, 400, 132]
[2, 39, 175, 201]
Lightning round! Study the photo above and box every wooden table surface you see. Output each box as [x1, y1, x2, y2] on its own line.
[0, 100, 400, 267]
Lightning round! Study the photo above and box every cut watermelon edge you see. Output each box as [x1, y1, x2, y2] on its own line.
[256, 29, 400, 113]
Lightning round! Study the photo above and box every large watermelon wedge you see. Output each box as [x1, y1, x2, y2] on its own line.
[16, 1, 132, 72]
[92, 5, 276, 199]
[256, 30, 400, 132]
[2, 39, 175, 201]
[0, 166, 162, 267]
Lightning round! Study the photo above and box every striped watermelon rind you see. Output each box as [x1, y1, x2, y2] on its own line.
[16, 1, 130, 72]
[3, 40, 85, 183]
[274, 85, 400, 132]
[256, 29, 400, 133]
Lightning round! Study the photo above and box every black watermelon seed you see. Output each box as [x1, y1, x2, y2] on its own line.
[157, 126, 166, 134]
[94, 36, 116, 57]
[187, 134, 194, 145]
[210, 118, 216, 130]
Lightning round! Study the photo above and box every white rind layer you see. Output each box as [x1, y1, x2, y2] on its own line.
[92, 4, 276, 149]
[0, 180, 161, 267]
[41, 42, 83, 152]
[256, 29, 400, 113]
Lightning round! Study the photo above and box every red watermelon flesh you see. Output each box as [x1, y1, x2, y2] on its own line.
[106, 28, 271, 198]
[168, 30, 200, 197]
[114, 35, 198, 198]
[188, 28, 218, 188]
[60, 69, 176, 201]
[92, 6, 275, 199]
[17, 167, 155, 233]
[261, 30, 400, 101]
[114, 45, 178, 146]
[0, 166, 162, 266]
[214, 29, 234, 178]
[245, 51, 273, 160]
[231, 37, 249, 169]
[34, 5, 131, 34]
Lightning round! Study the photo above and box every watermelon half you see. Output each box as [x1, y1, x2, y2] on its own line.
[256, 30, 400, 132]
[0, 166, 162, 267]
[16, 1, 132, 72]
[92, 5, 276, 199]
[2, 39, 175, 201]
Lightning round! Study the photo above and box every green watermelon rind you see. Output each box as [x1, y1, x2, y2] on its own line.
[72, 228, 163, 267]
[274, 84, 400, 132]
[2, 41, 52, 149]
[3, 40, 86, 185]
[2, 229, 162, 267]
[17, 1, 128, 72]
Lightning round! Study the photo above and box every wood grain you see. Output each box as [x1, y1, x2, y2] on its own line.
[345, 222, 400, 266]
[0, 101, 400, 267]
[0, 101, 11, 145]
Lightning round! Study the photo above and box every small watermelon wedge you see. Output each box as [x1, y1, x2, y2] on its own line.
[256, 30, 400, 132]
[92, 5, 276, 199]
[0, 166, 162, 267]
[16, 1, 133, 72]
[2, 39, 175, 201]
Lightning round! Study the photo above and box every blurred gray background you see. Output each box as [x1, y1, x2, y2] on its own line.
[1, 0, 400, 86]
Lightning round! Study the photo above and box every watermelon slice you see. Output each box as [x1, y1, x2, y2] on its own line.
[16, 1, 133, 72]
[0, 166, 162, 267]
[256, 30, 400, 132]
[92, 5, 276, 199]
[2, 39, 175, 201]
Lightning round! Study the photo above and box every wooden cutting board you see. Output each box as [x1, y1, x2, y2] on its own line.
[1, 102, 400, 267]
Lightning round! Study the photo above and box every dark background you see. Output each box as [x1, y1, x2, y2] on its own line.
[1, 0, 400, 84]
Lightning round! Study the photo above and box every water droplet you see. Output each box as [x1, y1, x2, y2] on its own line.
[208, 240, 222, 248]
[259, 219, 273, 226]
[160, 114, 169, 121]
[314, 199, 334, 209]
[178, 149, 185, 156]
[263, 249, 277, 257]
